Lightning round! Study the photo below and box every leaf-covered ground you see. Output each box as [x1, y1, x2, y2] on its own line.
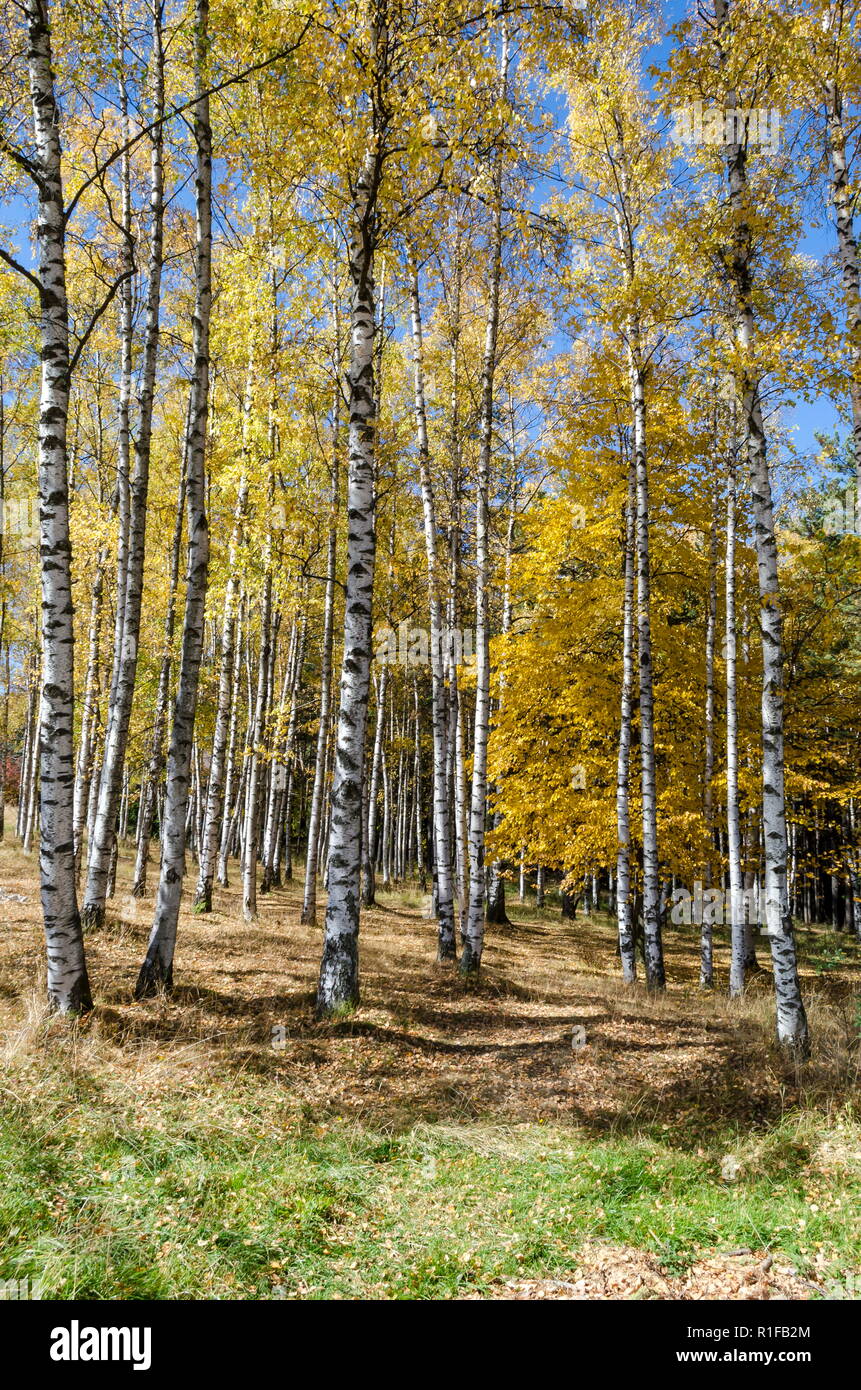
[1, 832, 860, 1300]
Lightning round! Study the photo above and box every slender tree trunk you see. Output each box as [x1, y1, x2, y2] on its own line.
[826, 80, 861, 495]
[726, 451, 746, 997]
[101, 28, 133, 793]
[17, 668, 35, 840]
[302, 408, 340, 923]
[0, 636, 6, 841]
[265, 614, 305, 891]
[486, 471, 518, 928]
[408, 260, 456, 958]
[24, 750, 39, 854]
[381, 736, 392, 888]
[261, 661, 290, 895]
[610, 134, 664, 990]
[217, 596, 245, 884]
[462, 20, 508, 975]
[241, 581, 273, 922]
[616, 447, 637, 983]
[631, 355, 664, 990]
[315, 19, 387, 1012]
[118, 767, 129, 840]
[73, 559, 105, 876]
[0, 396, 6, 840]
[25, 0, 92, 1012]
[445, 259, 468, 933]
[718, 0, 809, 1055]
[83, 9, 165, 926]
[849, 799, 860, 940]
[361, 666, 387, 907]
[21, 647, 40, 845]
[136, 0, 212, 996]
[194, 475, 247, 910]
[700, 484, 718, 988]
[131, 463, 186, 897]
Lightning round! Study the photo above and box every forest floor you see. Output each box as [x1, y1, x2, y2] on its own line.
[1, 826, 861, 1299]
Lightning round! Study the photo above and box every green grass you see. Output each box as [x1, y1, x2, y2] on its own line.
[2, 1069, 859, 1299]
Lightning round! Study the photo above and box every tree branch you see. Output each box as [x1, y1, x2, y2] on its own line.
[64, 23, 312, 225]
[68, 267, 135, 376]
[0, 244, 42, 295]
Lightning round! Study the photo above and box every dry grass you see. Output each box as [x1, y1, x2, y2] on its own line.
[1, 831, 858, 1140]
[2, 826, 861, 1299]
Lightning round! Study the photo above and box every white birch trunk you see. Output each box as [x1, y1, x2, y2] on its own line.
[825, 80, 861, 494]
[631, 354, 664, 989]
[408, 260, 456, 958]
[136, 0, 212, 996]
[616, 449, 637, 982]
[241, 582, 273, 922]
[131, 464, 185, 897]
[216, 597, 245, 885]
[462, 20, 508, 974]
[264, 615, 305, 891]
[726, 452, 746, 997]
[718, 0, 809, 1054]
[73, 558, 105, 876]
[361, 666, 387, 908]
[25, 0, 92, 1011]
[83, 7, 165, 924]
[194, 474, 247, 910]
[316, 122, 381, 1012]
[302, 411, 340, 923]
[701, 485, 718, 988]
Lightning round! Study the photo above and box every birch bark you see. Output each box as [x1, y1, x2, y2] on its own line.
[725, 451, 746, 997]
[616, 448, 637, 982]
[241, 580, 273, 922]
[716, 0, 809, 1055]
[361, 665, 387, 908]
[83, 4, 165, 925]
[462, 20, 508, 975]
[408, 260, 456, 959]
[25, 0, 92, 1011]
[302, 404, 340, 923]
[131, 464, 186, 897]
[825, 78, 861, 495]
[316, 97, 383, 1011]
[73, 559, 105, 876]
[701, 485, 718, 989]
[631, 355, 664, 990]
[136, 0, 212, 996]
[194, 474, 247, 910]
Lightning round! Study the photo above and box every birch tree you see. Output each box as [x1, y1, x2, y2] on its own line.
[616, 444, 637, 983]
[301, 392, 340, 923]
[83, 0, 166, 926]
[462, 19, 509, 976]
[714, 0, 809, 1054]
[408, 258, 456, 960]
[315, 9, 386, 1013]
[0, 0, 94, 1011]
[136, 0, 212, 996]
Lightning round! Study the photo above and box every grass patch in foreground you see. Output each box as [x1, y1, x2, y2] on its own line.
[1, 1076, 859, 1299]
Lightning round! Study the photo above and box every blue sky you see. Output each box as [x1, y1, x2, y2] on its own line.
[1, 1, 852, 472]
[648, 1, 845, 467]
